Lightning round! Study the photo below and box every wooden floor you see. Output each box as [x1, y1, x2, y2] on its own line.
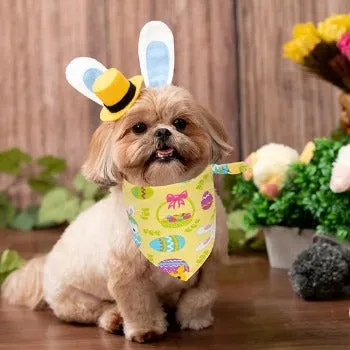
[1, 230, 350, 349]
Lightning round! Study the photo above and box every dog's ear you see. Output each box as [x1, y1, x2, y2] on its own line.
[82, 123, 121, 186]
[199, 105, 233, 162]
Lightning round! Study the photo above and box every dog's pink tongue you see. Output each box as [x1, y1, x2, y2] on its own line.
[157, 148, 174, 157]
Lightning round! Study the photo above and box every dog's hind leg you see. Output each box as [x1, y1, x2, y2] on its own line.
[47, 285, 122, 333]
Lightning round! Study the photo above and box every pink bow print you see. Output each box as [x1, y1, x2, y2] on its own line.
[166, 191, 188, 209]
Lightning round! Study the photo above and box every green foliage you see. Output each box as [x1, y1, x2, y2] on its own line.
[73, 173, 100, 199]
[11, 210, 37, 231]
[37, 155, 66, 175]
[0, 148, 109, 231]
[38, 188, 72, 225]
[222, 174, 257, 212]
[38, 173, 108, 226]
[227, 210, 264, 252]
[80, 199, 96, 212]
[331, 126, 349, 143]
[243, 160, 316, 230]
[222, 176, 263, 251]
[230, 175, 257, 210]
[0, 148, 32, 174]
[28, 177, 56, 194]
[0, 249, 25, 285]
[297, 138, 350, 240]
[28, 155, 67, 195]
[0, 192, 16, 229]
[244, 189, 316, 230]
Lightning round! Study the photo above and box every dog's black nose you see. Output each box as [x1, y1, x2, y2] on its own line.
[154, 128, 171, 139]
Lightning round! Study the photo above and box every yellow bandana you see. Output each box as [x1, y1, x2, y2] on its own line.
[122, 162, 249, 281]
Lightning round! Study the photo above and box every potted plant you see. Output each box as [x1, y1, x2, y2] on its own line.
[229, 135, 350, 269]
[228, 143, 316, 269]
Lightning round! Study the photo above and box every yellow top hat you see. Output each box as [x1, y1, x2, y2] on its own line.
[93, 68, 143, 122]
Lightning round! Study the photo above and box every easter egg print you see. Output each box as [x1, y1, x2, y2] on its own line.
[158, 258, 190, 275]
[201, 191, 214, 210]
[131, 186, 153, 199]
[150, 235, 185, 252]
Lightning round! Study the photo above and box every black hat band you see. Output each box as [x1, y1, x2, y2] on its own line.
[104, 81, 136, 113]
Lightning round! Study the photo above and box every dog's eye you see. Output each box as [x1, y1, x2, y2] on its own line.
[173, 118, 187, 131]
[132, 122, 147, 134]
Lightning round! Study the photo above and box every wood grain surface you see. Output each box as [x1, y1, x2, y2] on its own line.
[2, 229, 350, 349]
[0, 0, 106, 206]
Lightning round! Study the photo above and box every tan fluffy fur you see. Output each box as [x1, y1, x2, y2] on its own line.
[1, 255, 46, 310]
[1, 86, 232, 343]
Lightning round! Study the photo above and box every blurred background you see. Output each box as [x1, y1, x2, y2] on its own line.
[0, 0, 349, 207]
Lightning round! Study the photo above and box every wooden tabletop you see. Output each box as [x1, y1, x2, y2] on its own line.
[1, 230, 350, 350]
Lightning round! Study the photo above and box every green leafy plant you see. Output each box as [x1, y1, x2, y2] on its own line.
[298, 138, 350, 240]
[0, 192, 16, 229]
[243, 168, 316, 230]
[331, 126, 350, 143]
[0, 147, 108, 231]
[223, 175, 264, 251]
[38, 173, 105, 226]
[0, 249, 25, 285]
[227, 210, 264, 252]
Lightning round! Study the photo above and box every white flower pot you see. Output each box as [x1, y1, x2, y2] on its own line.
[264, 226, 315, 269]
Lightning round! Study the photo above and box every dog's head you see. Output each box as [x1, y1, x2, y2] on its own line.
[83, 86, 232, 186]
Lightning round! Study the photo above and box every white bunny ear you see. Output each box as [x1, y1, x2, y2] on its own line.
[138, 21, 174, 88]
[65, 57, 107, 105]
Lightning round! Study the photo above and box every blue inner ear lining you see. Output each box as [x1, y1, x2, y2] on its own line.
[146, 41, 170, 88]
[83, 68, 103, 92]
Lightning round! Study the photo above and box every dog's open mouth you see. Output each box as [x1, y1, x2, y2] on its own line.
[156, 148, 174, 159]
[151, 147, 183, 163]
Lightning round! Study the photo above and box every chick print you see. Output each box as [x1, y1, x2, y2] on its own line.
[158, 258, 190, 281]
[169, 265, 188, 280]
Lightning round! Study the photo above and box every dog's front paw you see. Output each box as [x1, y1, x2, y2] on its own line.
[128, 329, 164, 343]
[98, 307, 123, 333]
[125, 323, 166, 343]
[178, 313, 214, 330]
[125, 315, 167, 343]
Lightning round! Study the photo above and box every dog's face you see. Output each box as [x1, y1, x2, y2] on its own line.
[83, 86, 232, 186]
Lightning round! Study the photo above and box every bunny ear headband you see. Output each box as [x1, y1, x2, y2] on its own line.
[65, 21, 174, 122]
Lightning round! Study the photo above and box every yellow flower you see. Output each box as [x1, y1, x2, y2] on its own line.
[317, 14, 350, 42]
[283, 22, 321, 63]
[293, 22, 319, 39]
[283, 34, 321, 64]
[299, 141, 315, 164]
[327, 14, 350, 29]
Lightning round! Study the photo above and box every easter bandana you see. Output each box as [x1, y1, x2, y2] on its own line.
[122, 162, 249, 281]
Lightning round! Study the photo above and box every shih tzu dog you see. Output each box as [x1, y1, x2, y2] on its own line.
[1, 85, 232, 343]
